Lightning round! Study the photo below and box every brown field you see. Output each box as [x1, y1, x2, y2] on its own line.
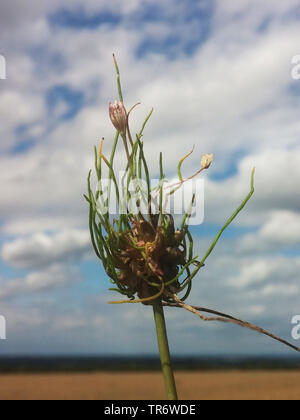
[0, 370, 299, 400]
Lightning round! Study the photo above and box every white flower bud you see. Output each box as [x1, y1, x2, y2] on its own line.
[201, 153, 213, 169]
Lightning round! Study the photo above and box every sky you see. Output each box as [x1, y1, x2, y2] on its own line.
[0, 0, 300, 356]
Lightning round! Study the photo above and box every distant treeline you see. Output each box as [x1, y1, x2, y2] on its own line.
[0, 356, 299, 373]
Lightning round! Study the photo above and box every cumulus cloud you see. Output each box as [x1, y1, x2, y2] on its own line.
[204, 147, 300, 226]
[240, 210, 300, 252]
[227, 257, 300, 289]
[1, 230, 91, 269]
[0, 264, 81, 299]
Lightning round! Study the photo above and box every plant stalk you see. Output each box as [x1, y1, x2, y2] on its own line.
[152, 298, 178, 400]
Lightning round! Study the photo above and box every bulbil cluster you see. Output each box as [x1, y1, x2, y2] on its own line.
[112, 214, 187, 304]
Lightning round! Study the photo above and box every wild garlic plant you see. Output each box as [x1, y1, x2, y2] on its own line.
[85, 56, 300, 400]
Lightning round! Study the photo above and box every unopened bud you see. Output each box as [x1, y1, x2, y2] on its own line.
[201, 153, 213, 169]
[109, 101, 127, 134]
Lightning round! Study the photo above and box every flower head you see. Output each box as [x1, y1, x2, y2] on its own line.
[109, 100, 127, 134]
[201, 153, 213, 169]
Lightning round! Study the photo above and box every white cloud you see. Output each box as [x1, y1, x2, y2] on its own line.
[226, 256, 299, 289]
[0, 264, 81, 299]
[240, 210, 300, 252]
[203, 147, 300, 227]
[1, 230, 91, 269]
[0, 90, 45, 152]
[260, 211, 300, 244]
[260, 283, 299, 297]
[228, 259, 276, 288]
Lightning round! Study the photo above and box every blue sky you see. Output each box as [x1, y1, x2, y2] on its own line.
[0, 0, 300, 356]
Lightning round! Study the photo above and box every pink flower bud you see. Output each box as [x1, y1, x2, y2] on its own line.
[109, 101, 127, 134]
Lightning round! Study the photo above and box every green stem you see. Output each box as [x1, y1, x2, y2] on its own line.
[121, 133, 131, 165]
[113, 54, 123, 102]
[152, 298, 178, 400]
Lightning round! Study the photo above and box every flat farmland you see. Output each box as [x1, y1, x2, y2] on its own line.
[0, 370, 299, 400]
